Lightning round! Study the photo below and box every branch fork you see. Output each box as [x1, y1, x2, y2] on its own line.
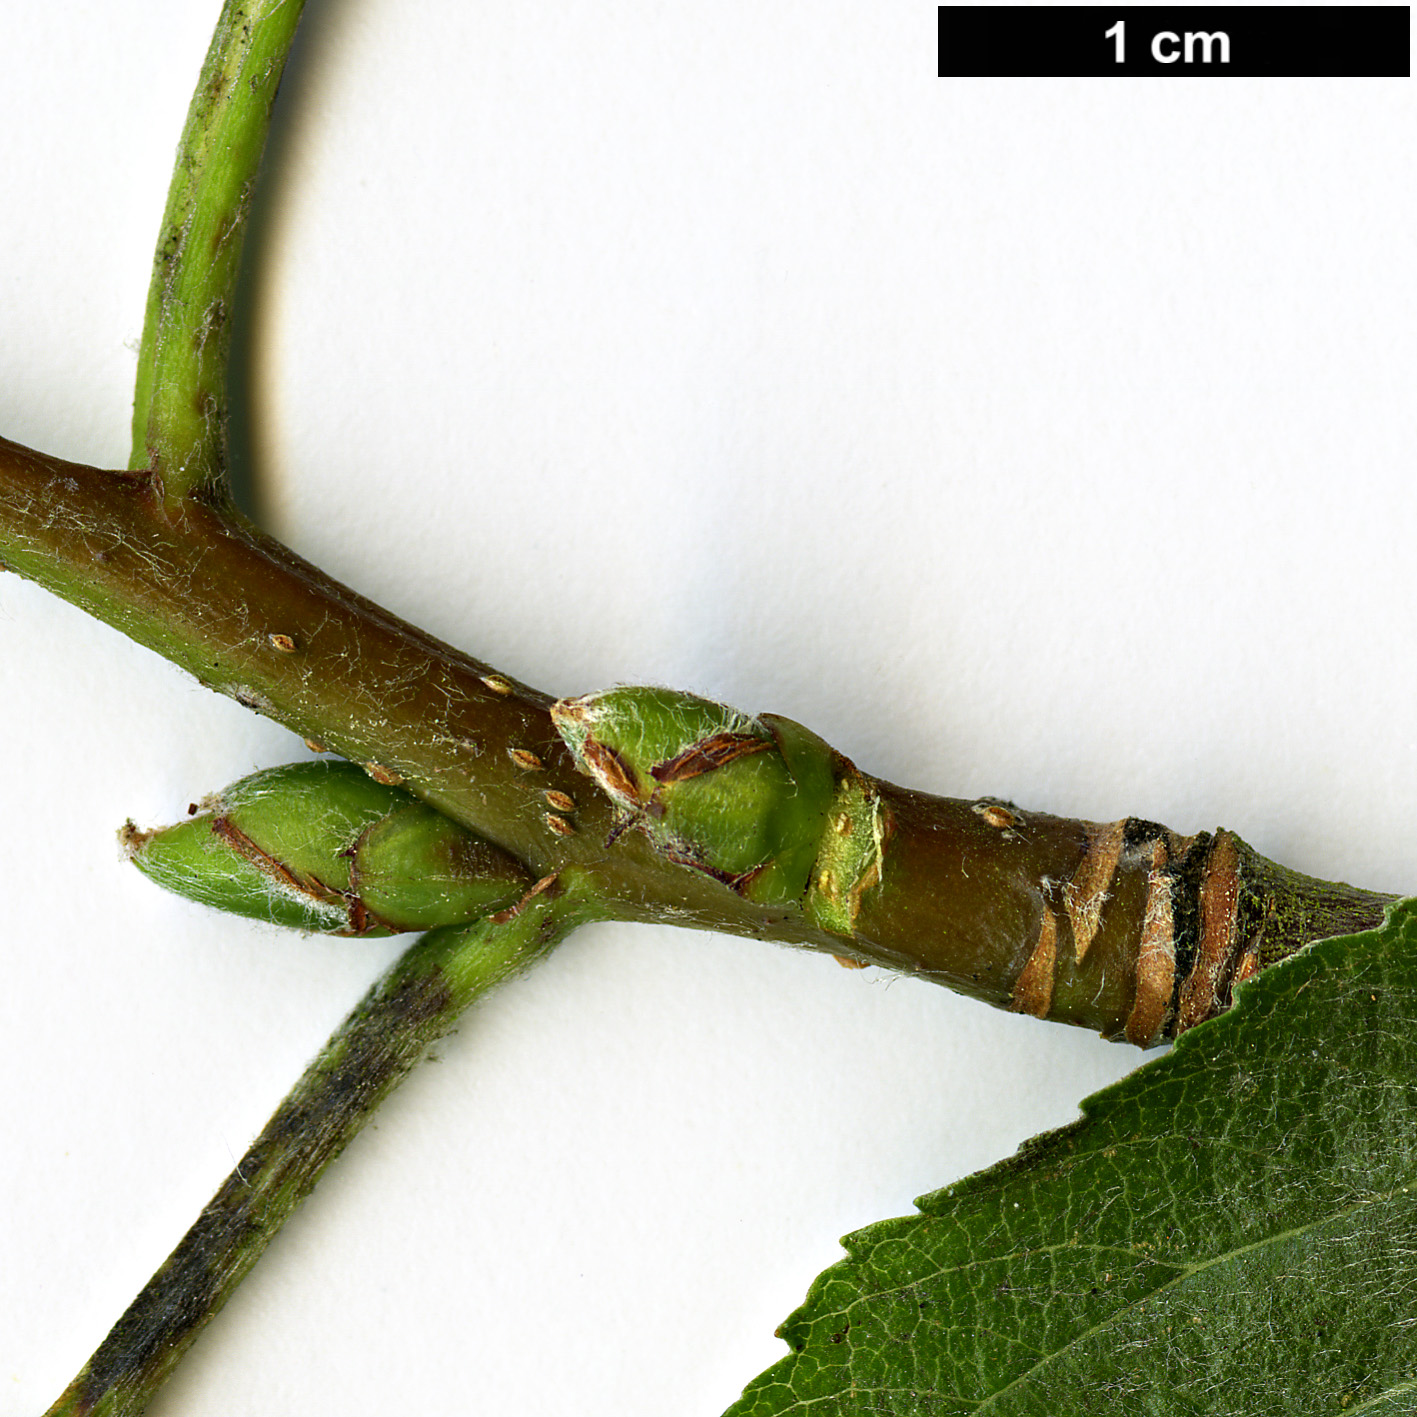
[1, 2, 1398, 1411]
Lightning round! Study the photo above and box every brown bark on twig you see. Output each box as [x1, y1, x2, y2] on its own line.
[0, 435, 1393, 1043]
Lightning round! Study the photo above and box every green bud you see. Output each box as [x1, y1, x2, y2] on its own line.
[550, 686, 885, 927]
[123, 761, 531, 934]
[349, 800, 531, 929]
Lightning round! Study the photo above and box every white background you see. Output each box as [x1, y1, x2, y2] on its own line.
[1, 3, 1413, 1414]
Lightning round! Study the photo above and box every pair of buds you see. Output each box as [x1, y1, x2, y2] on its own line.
[126, 687, 890, 941]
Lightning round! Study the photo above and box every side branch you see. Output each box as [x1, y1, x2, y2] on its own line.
[130, 0, 307, 499]
[45, 878, 594, 1417]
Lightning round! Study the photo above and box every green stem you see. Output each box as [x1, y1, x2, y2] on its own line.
[44, 874, 598, 1417]
[129, 0, 306, 501]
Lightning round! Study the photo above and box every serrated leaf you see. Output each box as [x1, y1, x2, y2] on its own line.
[726, 900, 1417, 1416]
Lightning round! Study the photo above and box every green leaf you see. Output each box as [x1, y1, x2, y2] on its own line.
[726, 900, 1417, 1416]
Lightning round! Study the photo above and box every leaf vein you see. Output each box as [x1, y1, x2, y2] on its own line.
[972, 1180, 1417, 1413]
